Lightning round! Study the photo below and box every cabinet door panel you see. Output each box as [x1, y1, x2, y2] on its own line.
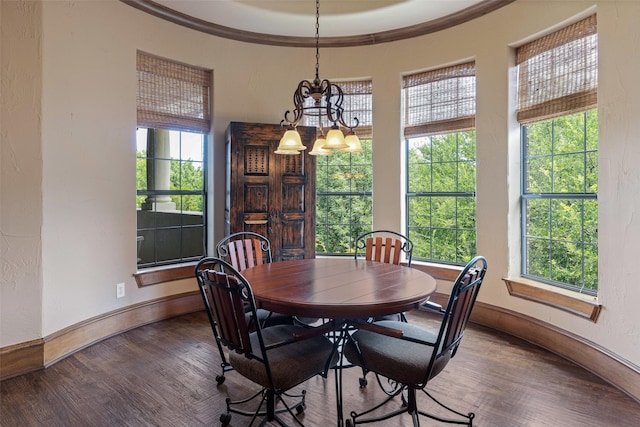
[225, 122, 316, 261]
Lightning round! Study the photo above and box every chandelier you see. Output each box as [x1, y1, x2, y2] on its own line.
[275, 0, 362, 156]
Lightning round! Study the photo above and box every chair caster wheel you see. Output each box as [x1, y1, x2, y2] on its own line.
[219, 413, 231, 426]
[215, 374, 225, 385]
[296, 403, 306, 414]
[359, 377, 367, 388]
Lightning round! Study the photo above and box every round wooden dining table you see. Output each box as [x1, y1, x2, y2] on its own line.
[241, 258, 437, 320]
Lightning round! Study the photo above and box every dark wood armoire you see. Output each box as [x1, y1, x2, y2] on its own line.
[225, 122, 316, 261]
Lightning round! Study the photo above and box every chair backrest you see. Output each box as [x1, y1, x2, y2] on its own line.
[427, 256, 487, 381]
[195, 257, 266, 361]
[216, 232, 273, 271]
[354, 230, 413, 266]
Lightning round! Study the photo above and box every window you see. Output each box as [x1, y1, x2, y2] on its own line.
[310, 80, 373, 255]
[136, 51, 211, 267]
[517, 15, 598, 294]
[403, 62, 477, 265]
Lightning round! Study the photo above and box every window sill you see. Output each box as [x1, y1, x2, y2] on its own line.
[134, 262, 198, 287]
[409, 261, 463, 282]
[503, 277, 601, 322]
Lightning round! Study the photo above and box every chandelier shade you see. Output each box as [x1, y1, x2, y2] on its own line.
[342, 132, 363, 152]
[309, 135, 331, 156]
[276, 0, 360, 155]
[274, 129, 307, 154]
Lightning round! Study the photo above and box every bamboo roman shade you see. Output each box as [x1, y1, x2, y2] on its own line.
[303, 79, 373, 139]
[403, 62, 476, 138]
[516, 15, 597, 124]
[136, 51, 211, 133]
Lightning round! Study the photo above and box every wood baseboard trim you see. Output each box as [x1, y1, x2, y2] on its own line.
[0, 339, 45, 381]
[0, 291, 203, 381]
[426, 292, 639, 403]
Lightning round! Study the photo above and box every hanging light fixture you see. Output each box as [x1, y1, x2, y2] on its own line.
[276, 0, 360, 156]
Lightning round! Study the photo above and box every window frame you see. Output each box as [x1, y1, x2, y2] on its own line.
[520, 111, 598, 296]
[402, 62, 477, 266]
[515, 15, 598, 295]
[405, 131, 477, 265]
[136, 128, 208, 269]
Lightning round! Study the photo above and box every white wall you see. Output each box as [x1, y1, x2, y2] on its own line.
[2, 0, 639, 368]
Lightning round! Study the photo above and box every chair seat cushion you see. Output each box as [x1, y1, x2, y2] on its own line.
[247, 309, 294, 331]
[344, 320, 450, 385]
[230, 325, 336, 391]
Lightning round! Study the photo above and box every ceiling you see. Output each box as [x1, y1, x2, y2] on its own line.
[122, 0, 515, 47]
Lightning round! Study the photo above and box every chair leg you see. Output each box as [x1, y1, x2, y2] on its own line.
[346, 385, 474, 427]
[222, 388, 307, 427]
[417, 389, 475, 426]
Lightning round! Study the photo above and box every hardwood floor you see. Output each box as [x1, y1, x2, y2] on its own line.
[1, 310, 638, 426]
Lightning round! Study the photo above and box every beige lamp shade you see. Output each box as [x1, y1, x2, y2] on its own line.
[323, 127, 348, 150]
[341, 133, 363, 152]
[275, 129, 307, 154]
[309, 136, 332, 156]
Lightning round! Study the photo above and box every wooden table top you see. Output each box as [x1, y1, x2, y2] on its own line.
[241, 258, 437, 319]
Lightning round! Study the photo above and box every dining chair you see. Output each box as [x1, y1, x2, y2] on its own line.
[343, 256, 488, 427]
[216, 232, 295, 328]
[354, 229, 414, 327]
[195, 257, 338, 427]
[354, 229, 414, 267]
[215, 231, 273, 271]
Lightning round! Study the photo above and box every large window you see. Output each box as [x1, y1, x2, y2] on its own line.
[517, 15, 598, 294]
[136, 129, 205, 267]
[311, 80, 373, 255]
[136, 51, 211, 267]
[403, 62, 477, 265]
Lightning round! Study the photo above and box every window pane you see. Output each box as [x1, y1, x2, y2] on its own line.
[408, 163, 431, 192]
[551, 199, 583, 242]
[180, 160, 204, 191]
[410, 227, 432, 260]
[525, 121, 552, 156]
[526, 237, 550, 278]
[432, 228, 456, 261]
[431, 197, 456, 228]
[526, 156, 553, 193]
[457, 197, 476, 229]
[553, 153, 585, 193]
[526, 199, 550, 239]
[407, 196, 431, 226]
[431, 162, 457, 192]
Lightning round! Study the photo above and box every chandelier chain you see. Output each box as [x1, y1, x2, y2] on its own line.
[315, 0, 320, 80]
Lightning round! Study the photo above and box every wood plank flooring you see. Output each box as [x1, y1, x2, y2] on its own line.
[1, 310, 638, 426]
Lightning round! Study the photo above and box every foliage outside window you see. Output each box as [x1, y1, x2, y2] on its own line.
[403, 62, 477, 265]
[136, 51, 211, 267]
[517, 15, 598, 294]
[521, 111, 598, 294]
[316, 141, 373, 254]
[407, 132, 476, 264]
[308, 80, 374, 255]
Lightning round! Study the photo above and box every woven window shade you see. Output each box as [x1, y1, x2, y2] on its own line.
[137, 51, 211, 133]
[303, 79, 373, 139]
[516, 15, 597, 124]
[403, 62, 476, 138]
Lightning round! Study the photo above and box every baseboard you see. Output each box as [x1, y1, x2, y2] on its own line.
[426, 292, 640, 403]
[2, 291, 639, 405]
[0, 291, 203, 381]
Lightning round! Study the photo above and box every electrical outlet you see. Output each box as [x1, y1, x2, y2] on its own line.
[116, 282, 125, 298]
